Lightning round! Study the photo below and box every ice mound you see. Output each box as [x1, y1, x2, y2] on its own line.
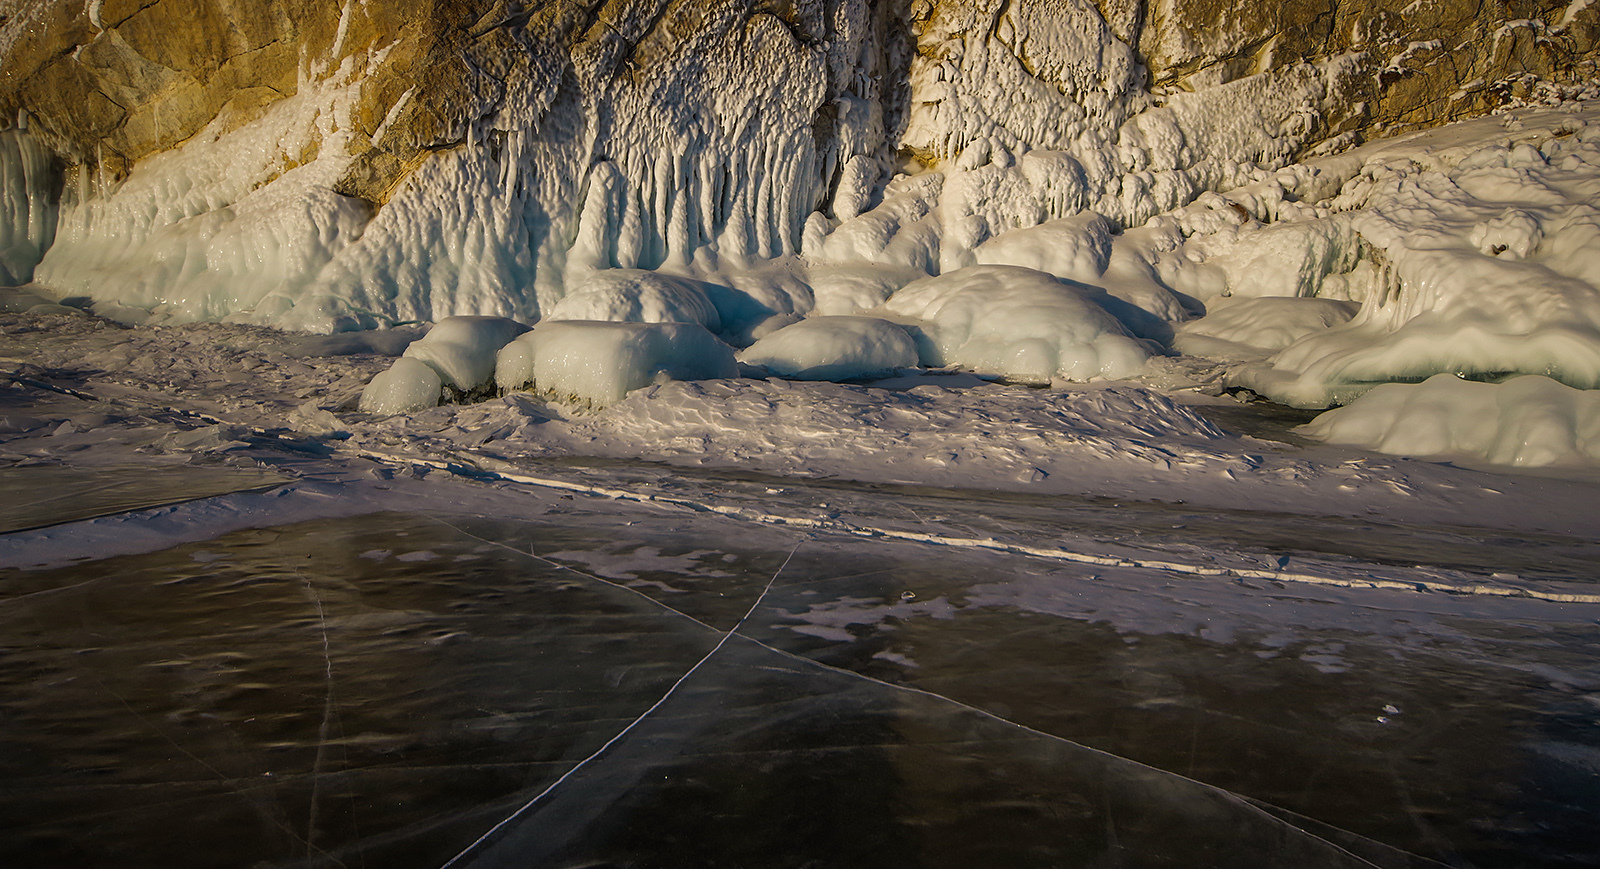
[972, 213, 1113, 283]
[1174, 297, 1360, 361]
[1299, 374, 1600, 468]
[805, 264, 926, 316]
[358, 358, 444, 415]
[737, 316, 918, 381]
[495, 321, 737, 407]
[711, 266, 816, 345]
[881, 265, 1148, 383]
[1225, 121, 1600, 407]
[546, 270, 723, 333]
[401, 316, 529, 395]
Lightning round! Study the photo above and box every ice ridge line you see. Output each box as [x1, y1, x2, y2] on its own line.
[357, 447, 1600, 606]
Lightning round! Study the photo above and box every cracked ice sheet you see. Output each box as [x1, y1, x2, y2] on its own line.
[0, 464, 289, 533]
[7, 507, 1600, 867]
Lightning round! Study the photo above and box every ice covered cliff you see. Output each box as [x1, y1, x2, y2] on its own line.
[2, 0, 1595, 330]
[5, 0, 1600, 446]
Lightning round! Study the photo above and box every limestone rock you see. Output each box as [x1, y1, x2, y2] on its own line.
[1141, 0, 1600, 140]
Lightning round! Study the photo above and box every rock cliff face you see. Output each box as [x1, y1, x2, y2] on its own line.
[0, 0, 1595, 329]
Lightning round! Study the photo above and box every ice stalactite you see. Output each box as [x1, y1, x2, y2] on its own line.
[276, 1, 908, 330]
[0, 125, 59, 286]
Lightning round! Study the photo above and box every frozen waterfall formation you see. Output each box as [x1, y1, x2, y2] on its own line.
[5, 0, 1600, 431]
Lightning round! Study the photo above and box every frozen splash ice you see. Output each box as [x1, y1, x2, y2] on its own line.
[11, 0, 1353, 333]
[1222, 116, 1600, 407]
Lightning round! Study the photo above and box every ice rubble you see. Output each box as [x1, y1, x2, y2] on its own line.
[1299, 374, 1600, 467]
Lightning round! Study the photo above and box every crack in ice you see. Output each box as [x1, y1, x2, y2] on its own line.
[427, 516, 1396, 869]
[385, 447, 1600, 605]
[436, 535, 799, 868]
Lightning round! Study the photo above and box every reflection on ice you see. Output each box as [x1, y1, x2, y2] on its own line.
[3, 507, 1597, 868]
[0, 464, 288, 533]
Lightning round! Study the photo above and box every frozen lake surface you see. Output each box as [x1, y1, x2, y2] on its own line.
[4, 305, 1600, 867]
[3, 456, 1599, 869]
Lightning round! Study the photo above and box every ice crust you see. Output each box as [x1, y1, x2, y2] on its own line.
[737, 316, 917, 381]
[14, 0, 1342, 331]
[1300, 374, 1600, 467]
[882, 265, 1148, 383]
[495, 320, 738, 407]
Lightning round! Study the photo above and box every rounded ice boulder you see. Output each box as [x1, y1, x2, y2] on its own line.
[496, 321, 737, 407]
[358, 357, 444, 415]
[1297, 373, 1600, 468]
[737, 316, 917, 381]
[1173, 296, 1359, 360]
[547, 269, 722, 333]
[401, 316, 529, 393]
[881, 265, 1147, 383]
